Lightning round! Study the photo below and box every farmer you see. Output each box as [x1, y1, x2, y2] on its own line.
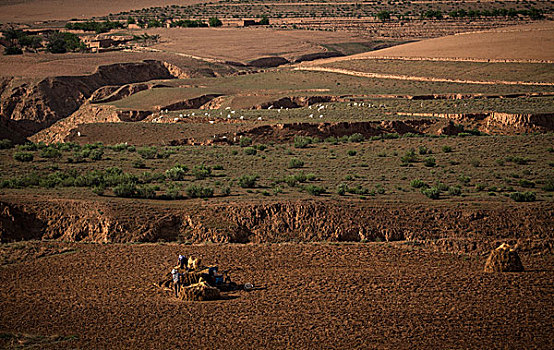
[178, 255, 187, 269]
[171, 269, 181, 297]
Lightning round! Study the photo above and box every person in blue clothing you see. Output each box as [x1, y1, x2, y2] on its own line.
[171, 269, 181, 297]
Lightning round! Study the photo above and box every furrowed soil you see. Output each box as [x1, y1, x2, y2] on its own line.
[0, 242, 553, 349]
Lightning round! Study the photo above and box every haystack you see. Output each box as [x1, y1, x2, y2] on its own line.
[179, 280, 221, 301]
[156, 270, 204, 289]
[484, 243, 524, 272]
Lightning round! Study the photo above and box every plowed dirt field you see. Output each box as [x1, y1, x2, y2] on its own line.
[1, 242, 553, 349]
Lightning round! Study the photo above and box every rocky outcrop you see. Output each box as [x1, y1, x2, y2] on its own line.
[1, 60, 184, 138]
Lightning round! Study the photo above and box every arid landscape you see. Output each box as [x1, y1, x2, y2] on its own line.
[1, 1, 553, 349]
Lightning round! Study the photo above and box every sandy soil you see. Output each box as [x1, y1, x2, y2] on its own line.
[0, 242, 552, 349]
[303, 22, 554, 65]
[144, 27, 366, 63]
[0, 0, 210, 22]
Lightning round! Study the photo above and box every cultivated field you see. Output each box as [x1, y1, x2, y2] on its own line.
[143, 27, 368, 63]
[307, 21, 554, 63]
[1, 242, 553, 348]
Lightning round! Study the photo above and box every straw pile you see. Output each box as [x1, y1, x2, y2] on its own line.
[484, 243, 524, 272]
[179, 280, 221, 301]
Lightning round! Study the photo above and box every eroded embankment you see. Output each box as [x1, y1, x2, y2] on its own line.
[400, 112, 554, 133]
[30, 104, 152, 144]
[204, 119, 461, 145]
[0, 60, 193, 139]
[1, 199, 552, 254]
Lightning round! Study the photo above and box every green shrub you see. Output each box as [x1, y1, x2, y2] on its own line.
[244, 147, 257, 155]
[13, 152, 33, 162]
[165, 184, 181, 200]
[0, 139, 13, 149]
[238, 174, 259, 188]
[348, 133, 364, 142]
[475, 183, 486, 191]
[92, 184, 105, 196]
[410, 179, 428, 188]
[136, 185, 157, 199]
[185, 184, 214, 198]
[294, 136, 312, 149]
[458, 174, 471, 184]
[137, 146, 158, 159]
[89, 148, 103, 160]
[39, 147, 62, 159]
[518, 179, 535, 188]
[209, 17, 223, 27]
[288, 158, 304, 168]
[510, 191, 536, 202]
[448, 186, 462, 196]
[213, 165, 224, 170]
[305, 185, 325, 196]
[17, 143, 37, 151]
[192, 164, 212, 180]
[400, 148, 417, 164]
[109, 143, 130, 152]
[421, 187, 441, 199]
[113, 183, 137, 198]
[442, 145, 452, 153]
[337, 183, 348, 195]
[542, 177, 554, 191]
[347, 150, 357, 156]
[133, 160, 147, 169]
[221, 186, 231, 196]
[165, 166, 187, 181]
[423, 157, 436, 167]
[418, 146, 429, 155]
[239, 137, 252, 147]
[347, 185, 370, 195]
[325, 136, 338, 144]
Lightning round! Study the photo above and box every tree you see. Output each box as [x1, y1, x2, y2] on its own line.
[259, 15, 269, 25]
[209, 17, 222, 27]
[376, 11, 391, 22]
[46, 32, 85, 53]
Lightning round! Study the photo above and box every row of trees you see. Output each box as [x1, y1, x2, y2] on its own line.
[127, 16, 223, 28]
[2, 27, 85, 55]
[375, 7, 545, 22]
[65, 20, 124, 34]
